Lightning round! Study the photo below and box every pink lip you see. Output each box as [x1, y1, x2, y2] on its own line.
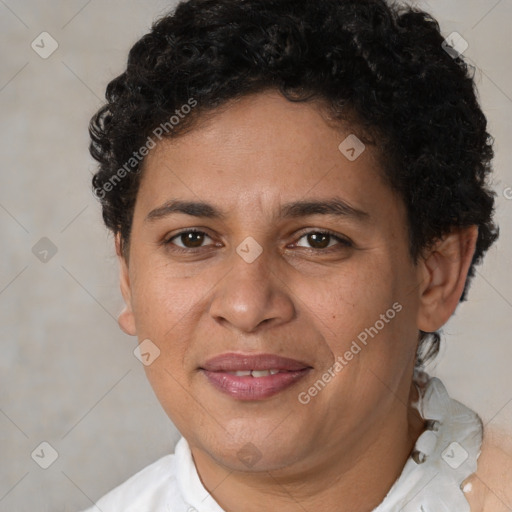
[200, 353, 312, 400]
[201, 353, 310, 372]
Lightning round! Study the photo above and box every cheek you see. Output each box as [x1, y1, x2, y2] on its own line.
[299, 257, 399, 341]
[131, 265, 205, 423]
[130, 260, 206, 337]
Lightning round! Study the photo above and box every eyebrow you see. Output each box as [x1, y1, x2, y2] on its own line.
[144, 197, 369, 223]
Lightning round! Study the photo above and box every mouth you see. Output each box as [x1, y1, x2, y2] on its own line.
[199, 353, 312, 400]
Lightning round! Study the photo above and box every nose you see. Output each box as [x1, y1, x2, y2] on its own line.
[208, 247, 296, 334]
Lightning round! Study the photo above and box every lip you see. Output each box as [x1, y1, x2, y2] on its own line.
[200, 353, 312, 400]
[201, 353, 311, 372]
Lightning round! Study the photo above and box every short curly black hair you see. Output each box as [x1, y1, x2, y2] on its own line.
[89, 0, 498, 367]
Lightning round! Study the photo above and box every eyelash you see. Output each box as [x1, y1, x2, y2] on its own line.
[163, 228, 353, 254]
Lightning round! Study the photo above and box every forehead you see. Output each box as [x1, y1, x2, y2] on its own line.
[135, 91, 397, 222]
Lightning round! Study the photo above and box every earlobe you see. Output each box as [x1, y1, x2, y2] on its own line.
[417, 226, 478, 333]
[115, 234, 137, 336]
[118, 305, 137, 336]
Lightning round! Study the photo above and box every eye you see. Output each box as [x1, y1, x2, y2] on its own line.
[294, 230, 352, 251]
[163, 228, 352, 254]
[165, 229, 215, 251]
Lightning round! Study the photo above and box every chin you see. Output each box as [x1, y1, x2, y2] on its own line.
[199, 425, 306, 473]
[216, 443, 301, 473]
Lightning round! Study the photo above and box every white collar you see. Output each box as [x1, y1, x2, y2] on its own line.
[373, 370, 482, 511]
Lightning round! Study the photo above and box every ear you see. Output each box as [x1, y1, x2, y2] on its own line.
[115, 233, 137, 336]
[417, 225, 478, 333]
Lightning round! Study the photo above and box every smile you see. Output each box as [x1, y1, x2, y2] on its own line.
[200, 353, 312, 400]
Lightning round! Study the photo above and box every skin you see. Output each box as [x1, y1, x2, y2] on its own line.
[114, 91, 492, 511]
[464, 428, 512, 511]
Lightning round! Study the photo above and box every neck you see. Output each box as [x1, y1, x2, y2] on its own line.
[190, 382, 425, 512]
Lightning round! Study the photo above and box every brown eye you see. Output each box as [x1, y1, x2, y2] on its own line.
[296, 231, 351, 250]
[306, 233, 331, 249]
[167, 230, 213, 249]
[181, 232, 206, 248]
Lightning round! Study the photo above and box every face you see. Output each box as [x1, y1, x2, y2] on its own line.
[118, 91, 425, 474]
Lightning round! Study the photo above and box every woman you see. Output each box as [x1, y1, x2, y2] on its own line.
[84, 0, 512, 510]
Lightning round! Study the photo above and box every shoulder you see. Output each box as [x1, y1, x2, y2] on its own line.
[464, 426, 512, 512]
[80, 453, 179, 512]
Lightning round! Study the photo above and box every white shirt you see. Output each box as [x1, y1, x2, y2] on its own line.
[82, 370, 482, 512]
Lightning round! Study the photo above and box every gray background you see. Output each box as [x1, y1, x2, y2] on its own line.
[0, 1, 511, 510]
